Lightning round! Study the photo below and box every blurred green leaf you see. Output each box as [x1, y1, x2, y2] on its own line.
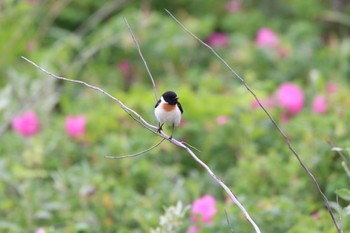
[336, 189, 350, 201]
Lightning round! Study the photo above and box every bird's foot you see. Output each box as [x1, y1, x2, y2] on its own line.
[157, 124, 163, 133]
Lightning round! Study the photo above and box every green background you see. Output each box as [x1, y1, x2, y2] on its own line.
[1, 0, 350, 232]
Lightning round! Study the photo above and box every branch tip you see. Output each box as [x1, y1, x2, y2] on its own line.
[105, 138, 166, 159]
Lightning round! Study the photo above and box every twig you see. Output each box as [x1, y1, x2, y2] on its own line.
[329, 142, 350, 180]
[21, 56, 262, 233]
[336, 193, 343, 231]
[75, 0, 128, 35]
[105, 138, 166, 159]
[334, 148, 349, 162]
[124, 18, 159, 102]
[164, 9, 341, 233]
[181, 141, 201, 153]
[224, 208, 235, 233]
[328, 141, 350, 164]
[176, 137, 262, 233]
[20, 56, 158, 134]
[124, 20, 262, 233]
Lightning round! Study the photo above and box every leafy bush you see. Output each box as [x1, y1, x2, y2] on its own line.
[1, 0, 350, 232]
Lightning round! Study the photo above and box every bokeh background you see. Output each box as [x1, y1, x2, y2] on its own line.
[1, 0, 350, 232]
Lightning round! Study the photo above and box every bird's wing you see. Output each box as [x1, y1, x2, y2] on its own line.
[177, 102, 183, 114]
[155, 99, 161, 108]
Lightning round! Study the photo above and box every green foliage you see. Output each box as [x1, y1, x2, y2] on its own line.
[1, 0, 350, 232]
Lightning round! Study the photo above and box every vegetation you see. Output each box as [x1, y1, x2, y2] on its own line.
[1, 0, 350, 232]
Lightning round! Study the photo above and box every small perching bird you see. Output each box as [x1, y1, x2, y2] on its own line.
[154, 91, 183, 139]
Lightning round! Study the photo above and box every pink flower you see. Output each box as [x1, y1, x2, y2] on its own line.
[256, 28, 279, 48]
[227, 0, 241, 13]
[207, 33, 229, 47]
[276, 83, 304, 115]
[216, 115, 229, 125]
[65, 115, 86, 138]
[12, 111, 40, 137]
[35, 228, 46, 233]
[190, 195, 217, 223]
[326, 82, 338, 94]
[187, 225, 200, 233]
[312, 95, 327, 114]
[118, 59, 132, 76]
[312, 211, 320, 221]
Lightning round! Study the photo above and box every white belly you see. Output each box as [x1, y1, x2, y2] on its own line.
[155, 106, 181, 126]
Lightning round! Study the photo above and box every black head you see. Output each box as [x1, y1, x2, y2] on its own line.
[162, 91, 178, 105]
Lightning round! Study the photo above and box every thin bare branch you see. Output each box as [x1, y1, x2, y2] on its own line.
[21, 56, 261, 233]
[20, 56, 158, 134]
[123, 21, 262, 233]
[336, 193, 343, 231]
[75, 0, 128, 35]
[124, 18, 158, 102]
[328, 141, 350, 164]
[165, 9, 341, 233]
[181, 141, 201, 153]
[171, 137, 262, 233]
[328, 142, 350, 180]
[105, 138, 166, 159]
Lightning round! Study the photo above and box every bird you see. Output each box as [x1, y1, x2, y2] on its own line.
[154, 91, 183, 139]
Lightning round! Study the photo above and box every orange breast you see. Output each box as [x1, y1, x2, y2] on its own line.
[162, 103, 176, 112]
